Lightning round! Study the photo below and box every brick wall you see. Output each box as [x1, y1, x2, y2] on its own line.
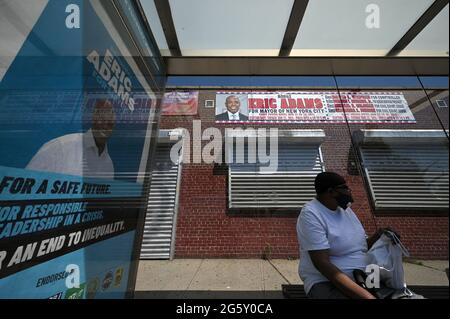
[160, 89, 449, 260]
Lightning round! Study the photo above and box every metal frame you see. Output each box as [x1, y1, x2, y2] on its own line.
[164, 57, 449, 75]
[228, 166, 233, 209]
[358, 148, 378, 212]
[109, 0, 162, 90]
[169, 132, 184, 260]
[318, 146, 326, 172]
[97, 0, 163, 298]
[387, 0, 449, 56]
[135, 0, 165, 61]
[140, 0, 448, 59]
[279, 0, 309, 57]
[154, 0, 181, 56]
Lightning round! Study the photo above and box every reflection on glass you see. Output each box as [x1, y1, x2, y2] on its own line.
[357, 134, 449, 211]
[425, 89, 449, 134]
[346, 89, 449, 212]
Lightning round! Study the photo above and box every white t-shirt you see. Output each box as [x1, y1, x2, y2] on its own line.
[26, 129, 114, 179]
[297, 198, 369, 294]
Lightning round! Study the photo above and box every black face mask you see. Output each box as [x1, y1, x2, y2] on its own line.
[335, 193, 354, 210]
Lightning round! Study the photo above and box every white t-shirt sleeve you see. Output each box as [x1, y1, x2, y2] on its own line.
[26, 139, 61, 172]
[297, 209, 330, 251]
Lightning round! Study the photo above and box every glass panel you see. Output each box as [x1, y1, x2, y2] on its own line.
[0, 0, 163, 298]
[158, 87, 385, 257]
[335, 76, 422, 89]
[115, 1, 157, 57]
[425, 89, 449, 134]
[344, 87, 449, 213]
[291, 0, 434, 56]
[399, 5, 449, 57]
[158, 79, 448, 259]
[419, 76, 449, 89]
[168, 0, 294, 56]
[420, 77, 448, 136]
[113, 0, 166, 87]
[0, 0, 48, 81]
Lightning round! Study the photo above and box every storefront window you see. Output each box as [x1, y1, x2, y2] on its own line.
[335, 77, 449, 213]
[354, 129, 448, 211]
[227, 130, 325, 209]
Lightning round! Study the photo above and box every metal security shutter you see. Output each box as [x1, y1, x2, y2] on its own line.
[229, 144, 324, 209]
[360, 144, 449, 210]
[140, 143, 181, 259]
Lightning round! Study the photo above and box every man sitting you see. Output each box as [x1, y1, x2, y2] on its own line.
[297, 172, 391, 299]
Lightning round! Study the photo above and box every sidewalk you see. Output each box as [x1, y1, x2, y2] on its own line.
[134, 259, 449, 298]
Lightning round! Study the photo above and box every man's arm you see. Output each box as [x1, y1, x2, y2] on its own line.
[367, 229, 383, 250]
[367, 228, 400, 250]
[309, 250, 376, 299]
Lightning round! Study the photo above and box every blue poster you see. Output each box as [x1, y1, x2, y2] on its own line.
[0, 0, 157, 298]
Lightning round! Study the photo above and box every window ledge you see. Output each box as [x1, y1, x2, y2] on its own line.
[353, 129, 449, 145]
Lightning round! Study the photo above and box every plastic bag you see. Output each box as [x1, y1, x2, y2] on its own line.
[366, 231, 410, 290]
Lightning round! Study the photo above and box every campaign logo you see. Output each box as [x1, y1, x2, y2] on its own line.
[86, 277, 100, 299]
[102, 271, 113, 291]
[64, 283, 86, 299]
[114, 267, 124, 287]
[48, 292, 63, 299]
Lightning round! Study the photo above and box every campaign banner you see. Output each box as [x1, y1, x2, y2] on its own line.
[161, 91, 199, 115]
[215, 92, 416, 124]
[0, 0, 158, 298]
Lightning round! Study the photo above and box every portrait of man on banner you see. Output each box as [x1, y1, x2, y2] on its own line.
[26, 99, 116, 179]
[215, 94, 249, 122]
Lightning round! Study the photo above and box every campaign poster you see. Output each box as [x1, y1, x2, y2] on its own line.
[161, 91, 199, 115]
[215, 91, 415, 124]
[0, 0, 157, 298]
